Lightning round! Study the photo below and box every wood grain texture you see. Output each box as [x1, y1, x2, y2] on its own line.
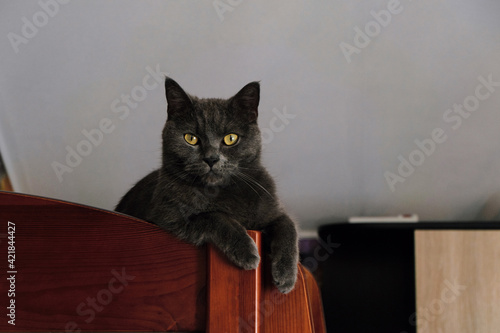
[261, 263, 314, 333]
[303, 267, 327, 333]
[207, 231, 261, 333]
[0, 191, 326, 332]
[0, 191, 206, 331]
[206, 232, 327, 333]
[415, 230, 500, 333]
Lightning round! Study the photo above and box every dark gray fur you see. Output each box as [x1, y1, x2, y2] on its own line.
[115, 78, 298, 293]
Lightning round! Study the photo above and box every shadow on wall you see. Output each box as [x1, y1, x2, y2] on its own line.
[478, 192, 500, 220]
[0, 153, 13, 191]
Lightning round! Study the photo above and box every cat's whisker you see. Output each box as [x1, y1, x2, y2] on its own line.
[237, 166, 261, 171]
[235, 171, 274, 200]
[158, 170, 191, 189]
[234, 172, 262, 198]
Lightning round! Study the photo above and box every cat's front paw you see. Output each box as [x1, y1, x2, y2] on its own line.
[225, 235, 260, 270]
[272, 255, 298, 294]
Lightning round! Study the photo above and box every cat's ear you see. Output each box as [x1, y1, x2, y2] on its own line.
[230, 81, 260, 123]
[165, 77, 192, 120]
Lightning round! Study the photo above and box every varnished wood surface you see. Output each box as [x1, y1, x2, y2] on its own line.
[0, 191, 206, 331]
[303, 267, 327, 333]
[0, 191, 326, 332]
[261, 264, 314, 333]
[207, 231, 262, 333]
[415, 230, 500, 333]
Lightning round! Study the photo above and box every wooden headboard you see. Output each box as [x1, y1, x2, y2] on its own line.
[0, 191, 325, 332]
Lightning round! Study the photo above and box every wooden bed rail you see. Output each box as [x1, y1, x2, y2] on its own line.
[0, 191, 325, 332]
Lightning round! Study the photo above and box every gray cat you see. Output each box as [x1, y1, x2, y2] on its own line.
[115, 78, 298, 293]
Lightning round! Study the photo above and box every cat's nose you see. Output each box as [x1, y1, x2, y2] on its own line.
[203, 156, 220, 168]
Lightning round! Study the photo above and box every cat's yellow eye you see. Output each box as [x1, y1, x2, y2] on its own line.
[223, 133, 239, 146]
[184, 133, 199, 145]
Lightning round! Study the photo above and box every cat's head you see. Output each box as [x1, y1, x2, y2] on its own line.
[161, 77, 262, 187]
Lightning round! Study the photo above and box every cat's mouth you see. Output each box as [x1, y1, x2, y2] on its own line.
[202, 170, 226, 186]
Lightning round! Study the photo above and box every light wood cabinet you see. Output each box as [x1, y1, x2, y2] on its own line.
[415, 231, 500, 333]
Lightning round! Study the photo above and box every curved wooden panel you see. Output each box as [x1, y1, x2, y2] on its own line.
[303, 267, 327, 333]
[207, 235, 325, 333]
[261, 264, 314, 333]
[0, 191, 206, 331]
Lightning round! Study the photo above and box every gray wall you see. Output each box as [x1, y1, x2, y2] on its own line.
[1, 0, 500, 232]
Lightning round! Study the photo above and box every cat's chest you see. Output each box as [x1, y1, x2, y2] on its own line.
[185, 186, 271, 228]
